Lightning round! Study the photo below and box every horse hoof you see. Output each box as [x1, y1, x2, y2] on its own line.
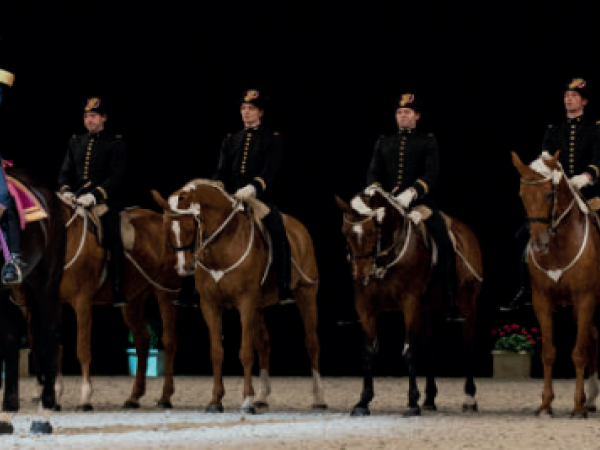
[403, 406, 421, 417]
[77, 404, 93, 412]
[350, 406, 370, 417]
[241, 406, 257, 415]
[157, 400, 173, 409]
[254, 401, 269, 409]
[462, 403, 478, 413]
[30, 421, 53, 434]
[0, 421, 14, 435]
[206, 404, 224, 413]
[312, 403, 328, 410]
[123, 400, 140, 409]
[535, 409, 553, 418]
[571, 411, 588, 419]
[53, 404, 62, 412]
[423, 403, 437, 412]
[587, 406, 597, 413]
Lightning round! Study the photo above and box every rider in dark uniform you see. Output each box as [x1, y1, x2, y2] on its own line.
[502, 78, 600, 312]
[0, 36, 26, 285]
[57, 97, 128, 307]
[174, 89, 293, 307]
[362, 93, 462, 321]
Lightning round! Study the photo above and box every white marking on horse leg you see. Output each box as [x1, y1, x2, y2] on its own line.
[464, 394, 477, 406]
[586, 372, 599, 409]
[0, 412, 14, 422]
[241, 396, 255, 410]
[312, 369, 326, 406]
[255, 369, 271, 404]
[80, 379, 92, 406]
[403, 343, 410, 356]
[171, 220, 186, 273]
[352, 225, 363, 244]
[54, 375, 64, 405]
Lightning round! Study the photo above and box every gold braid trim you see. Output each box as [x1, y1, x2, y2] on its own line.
[416, 179, 429, 194]
[253, 177, 266, 191]
[96, 186, 108, 200]
[60, 185, 71, 193]
[0, 69, 15, 87]
[589, 165, 600, 178]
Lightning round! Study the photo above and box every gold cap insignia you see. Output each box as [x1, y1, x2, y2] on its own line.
[399, 93, 415, 107]
[244, 90, 259, 102]
[85, 98, 101, 112]
[569, 78, 586, 89]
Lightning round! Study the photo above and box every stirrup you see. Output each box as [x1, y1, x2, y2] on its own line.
[1, 260, 23, 285]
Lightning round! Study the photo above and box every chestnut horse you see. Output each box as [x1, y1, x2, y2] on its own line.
[152, 179, 326, 413]
[336, 186, 482, 417]
[47, 199, 181, 411]
[512, 151, 600, 418]
[0, 168, 66, 435]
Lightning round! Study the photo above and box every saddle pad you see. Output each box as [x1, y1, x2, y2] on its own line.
[7, 175, 48, 228]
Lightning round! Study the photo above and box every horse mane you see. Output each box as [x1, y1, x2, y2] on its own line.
[181, 179, 236, 205]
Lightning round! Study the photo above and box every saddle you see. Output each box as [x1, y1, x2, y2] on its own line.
[411, 204, 457, 252]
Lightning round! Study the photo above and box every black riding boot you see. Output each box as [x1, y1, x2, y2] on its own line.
[425, 211, 462, 322]
[1, 195, 27, 285]
[103, 210, 127, 307]
[500, 223, 532, 312]
[173, 275, 201, 308]
[263, 207, 294, 305]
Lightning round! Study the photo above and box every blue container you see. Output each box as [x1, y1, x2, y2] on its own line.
[126, 348, 165, 377]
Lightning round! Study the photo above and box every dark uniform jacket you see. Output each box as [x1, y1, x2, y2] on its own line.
[366, 128, 440, 208]
[58, 130, 127, 209]
[542, 115, 600, 200]
[212, 124, 282, 201]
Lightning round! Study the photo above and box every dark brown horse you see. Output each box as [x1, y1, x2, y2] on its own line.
[512, 151, 600, 418]
[152, 179, 326, 413]
[336, 186, 482, 417]
[47, 199, 181, 411]
[0, 168, 66, 435]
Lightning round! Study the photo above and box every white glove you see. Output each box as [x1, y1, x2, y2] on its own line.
[570, 173, 592, 189]
[233, 184, 257, 200]
[364, 184, 379, 197]
[408, 210, 423, 225]
[62, 191, 76, 202]
[77, 193, 97, 207]
[395, 188, 416, 208]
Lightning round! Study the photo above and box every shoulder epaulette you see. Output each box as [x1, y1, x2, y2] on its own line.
[115, 135, 123, 139]
[548, 124, 554, 129]
[273, 131, 280, 136]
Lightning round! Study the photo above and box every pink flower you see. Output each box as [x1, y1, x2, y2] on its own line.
[500, 332, 505, 336]
[531, 327, 538, 333]
[537, 336, 542, 341]
[512, 324, 520, 330]
[491, 330, 498, 335]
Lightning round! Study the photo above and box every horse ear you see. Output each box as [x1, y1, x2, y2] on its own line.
[151, 189, 171, 211]
[551, 150, 560, 165]
[335, 195, 352, 214]
[511, 151, 527, 172]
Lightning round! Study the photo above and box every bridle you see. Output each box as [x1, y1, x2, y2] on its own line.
[343, 192, 413, 285]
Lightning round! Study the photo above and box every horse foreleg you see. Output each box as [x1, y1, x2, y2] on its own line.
[0, 302, 20, 435]
[253, 310, 271, 409]
[199, 297, 225, 413]
[54, 345, 64, 411]
[461, 306, 478, 413]
[533, 293, 556, 417]
[585, 325, 599, 412]
[351, 312, 378, 417]
[295, 285, 326, 409]
[74, 299, 94, 411]
[571, 299, 596, 418]
[156, 290, 177, 409]
[402, 298, 421, 417]
[121, 296, 149, 409]
[237, 299, 257, 414]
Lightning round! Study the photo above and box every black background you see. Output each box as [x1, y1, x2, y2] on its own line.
[1, 4, 597, 379]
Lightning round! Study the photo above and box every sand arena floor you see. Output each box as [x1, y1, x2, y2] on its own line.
[2, 376, 600, 449]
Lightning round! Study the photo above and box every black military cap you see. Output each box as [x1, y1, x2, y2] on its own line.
[565, 78, 591, 100]
[240, 89, 268, 110]
[82, 96, 108, 115]
[395, 93, 423, 113]
[0, 35, 15, 88]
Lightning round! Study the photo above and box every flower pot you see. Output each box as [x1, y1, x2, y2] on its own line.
[492, 350, 532, 379]
[126, 349, 165, 377]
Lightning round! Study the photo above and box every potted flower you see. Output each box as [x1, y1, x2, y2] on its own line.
[491, 323, 541, 379]
[126, 319, 165, 377]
